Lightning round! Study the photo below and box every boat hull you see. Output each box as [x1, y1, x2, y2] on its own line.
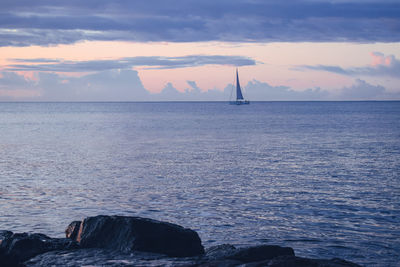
[229, 100, 250, 105]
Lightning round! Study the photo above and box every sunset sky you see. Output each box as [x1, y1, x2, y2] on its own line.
[1, 0, 399, 101]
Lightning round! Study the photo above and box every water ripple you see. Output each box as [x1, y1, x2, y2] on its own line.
[0, 102, 399, 266]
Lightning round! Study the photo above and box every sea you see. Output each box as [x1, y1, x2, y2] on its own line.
[0, 101, 399, 266]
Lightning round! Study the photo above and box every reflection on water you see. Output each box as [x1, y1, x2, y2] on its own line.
[0, 102, 399, 266]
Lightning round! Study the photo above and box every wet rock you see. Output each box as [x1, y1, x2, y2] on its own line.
[65, 220, 81, 240]
[259, 255, 319, 267]
[0, 231, 20, 267]
[203, 244, 294, 263]
[197, 245, 361, 267]
[242, 255, 362, 267]
[194, 259, 243, 267]
[313, 257, 362, 267]
[25, 248, 201, 267]
[204, 244, 237, 260]
[26, 250, 362, 267]
[0, 230, 78, 266]
[2, 216, 362, 266]
[68, 215, 204, 257]
[227, 245, 295, 263]
[0, 230, 13, 241]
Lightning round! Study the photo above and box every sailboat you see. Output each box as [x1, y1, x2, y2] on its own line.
[230, 69, 250, 105]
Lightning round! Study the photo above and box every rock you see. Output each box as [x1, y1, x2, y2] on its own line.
[2, 215, 363, 266]
[262, 255, 319, 267]
[203, 244, 294, 263]
[26, 249, 362, 267]
[0, 230, 13, 241]
[194, 259, 243, 267]
[25, 248, 196, 267]
[243, 255, 362, 267]
[65, 220, 81, 240]
[313, 257, 362, 267]
[0, 230, 79, 266]
[67, 215, 204, 257]
[227, 245, 295, 263]
[204, 244, 237, 260]
[0, 231, 20, 267]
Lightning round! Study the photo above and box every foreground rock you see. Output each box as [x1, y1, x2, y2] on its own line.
[66, 215, 204, 257]
[204, 244, 295, 262]
[24, 244, 361, 267]
[195, 244, 361, 267]
[1, 215, 362, 266]
[25, 248, 196, 266]
[0, 230, 78, 267]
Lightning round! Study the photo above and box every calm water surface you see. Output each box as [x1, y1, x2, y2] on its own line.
[0, 102, 399, 266]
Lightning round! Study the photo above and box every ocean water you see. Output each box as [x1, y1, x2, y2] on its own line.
[0, 101, 399, 266]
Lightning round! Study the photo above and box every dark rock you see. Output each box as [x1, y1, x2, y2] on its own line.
[2, 216, 362, 266]
[265, 255, 319, 267]
[65, 221, 81, 240]
[243, 255, 362, 267]
[25, 248, 196, 267]
[67, 215, 204, 257]
[25, 249, 362, 267]
[202, 244, 294, 264]
[0, 230, 13, 241]
[193, 259, 243, 267]
[228, 245, 295, 263]
[313, 257, 362, 267]
[1, 231, 22, 267]
[204, 244, 237, 260]
[0, 230, 79, 266]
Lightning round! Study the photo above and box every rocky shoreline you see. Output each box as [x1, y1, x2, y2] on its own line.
[1, 215, 361, 266]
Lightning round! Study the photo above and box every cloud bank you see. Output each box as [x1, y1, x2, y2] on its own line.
[1, 0, 399, 46]
[295, 52, 400, 78]
[7, 55, 256, 72]
[1, 70, 398, 101]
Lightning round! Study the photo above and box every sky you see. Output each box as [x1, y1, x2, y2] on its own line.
[0, 0, 400, 101]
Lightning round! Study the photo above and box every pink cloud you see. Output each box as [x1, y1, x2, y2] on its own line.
[15, 71, 39, 82]
[370, 52, 393, 67]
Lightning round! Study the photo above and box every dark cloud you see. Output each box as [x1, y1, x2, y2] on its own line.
[1, 0, 399, 46]
[293, 65, 350, 75]
[295, 53, 400, 78]
[12, 58, 62, 63]
[7, 55, 256, 72]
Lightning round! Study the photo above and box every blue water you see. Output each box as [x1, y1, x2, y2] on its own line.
[0, 102, 399, 266]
